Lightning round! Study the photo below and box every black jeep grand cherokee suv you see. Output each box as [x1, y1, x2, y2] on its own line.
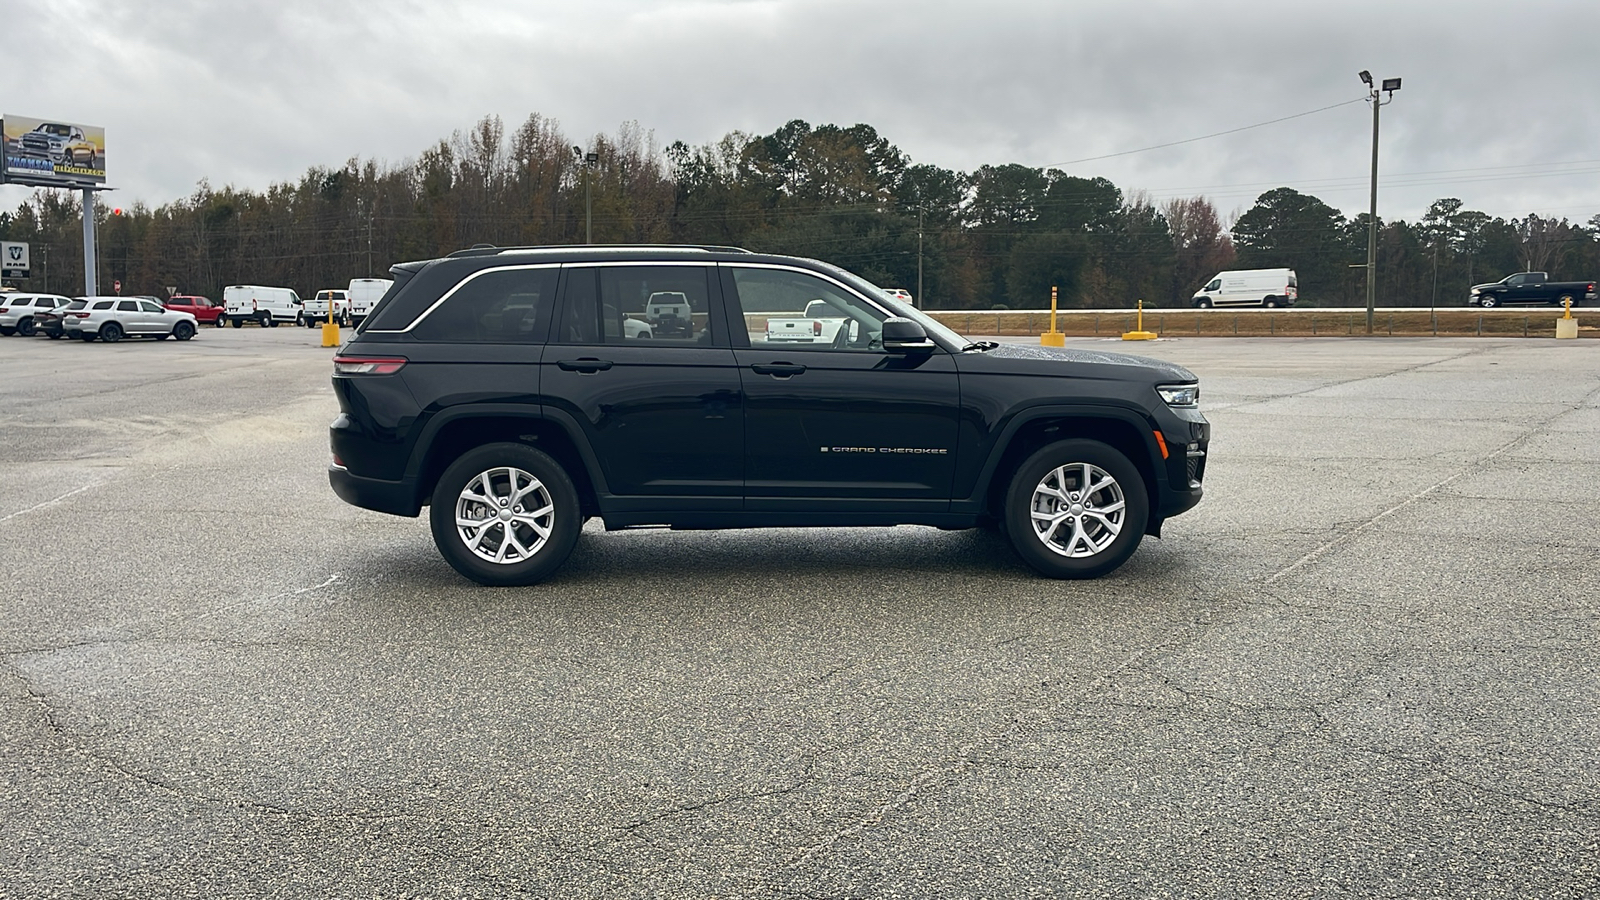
[329, 245, 1208, 586]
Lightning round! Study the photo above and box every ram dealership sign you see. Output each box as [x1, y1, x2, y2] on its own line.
[1, 242, 28, 278]
[2, 114, 107, 188]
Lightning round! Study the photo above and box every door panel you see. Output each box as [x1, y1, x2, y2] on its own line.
[545, 264, 742, 501]
[735, 348, 959, 502]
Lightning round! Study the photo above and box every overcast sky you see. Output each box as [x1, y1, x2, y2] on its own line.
[4, 0, 1598, 226]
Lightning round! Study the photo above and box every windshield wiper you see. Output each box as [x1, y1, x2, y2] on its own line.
[961, 340, 999, 352]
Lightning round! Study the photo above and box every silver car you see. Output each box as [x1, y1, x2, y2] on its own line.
[0, 293, 74, 336]
[64, 296, 199, 343]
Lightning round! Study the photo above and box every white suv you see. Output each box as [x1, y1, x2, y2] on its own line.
[63, 297, 199, 343]
[0, 293, 73, 336]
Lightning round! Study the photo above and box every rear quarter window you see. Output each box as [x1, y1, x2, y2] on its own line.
[409, 267, 558, 343]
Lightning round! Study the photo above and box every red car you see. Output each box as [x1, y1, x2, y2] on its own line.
[164, 295, 224, 325]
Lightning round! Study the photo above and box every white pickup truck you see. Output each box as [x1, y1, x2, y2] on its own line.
[302, 289, 350, 326]
[764, 299, 849, 344]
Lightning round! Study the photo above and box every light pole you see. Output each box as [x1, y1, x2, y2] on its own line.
[1360, 70, 1400, 334]
[573, 146, 597, 244]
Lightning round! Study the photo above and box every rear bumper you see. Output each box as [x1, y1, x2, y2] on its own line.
[329, 465, 421, 517]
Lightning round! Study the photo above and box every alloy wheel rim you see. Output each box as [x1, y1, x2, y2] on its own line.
[1029, 462, 1125, 558]
[454, 466, 555, 564]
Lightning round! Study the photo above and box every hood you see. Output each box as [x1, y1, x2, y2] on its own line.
[975, 342, 1197, 383]
[1469, 282, 1495, 292]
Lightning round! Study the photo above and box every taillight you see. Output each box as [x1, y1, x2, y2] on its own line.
[0, 307, 9, 314]
[69, 312, 90, 318]
[333, 355, 407, 375]
[812, 320, 822, 335]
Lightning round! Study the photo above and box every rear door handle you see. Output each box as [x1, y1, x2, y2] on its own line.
[751, 363, 806, 378]
[557, 358, 614, 373]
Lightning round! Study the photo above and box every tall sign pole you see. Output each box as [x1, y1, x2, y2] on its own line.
[82, 188, 97, 296]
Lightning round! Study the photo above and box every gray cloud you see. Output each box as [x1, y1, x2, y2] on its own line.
[5, 0, 1597, 224]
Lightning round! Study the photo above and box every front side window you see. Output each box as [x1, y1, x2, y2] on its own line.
[410, 267, 557, 343]
[139, 300, 163, 313]
[728, 266, 886, 352]
[558, 266, 714, 346]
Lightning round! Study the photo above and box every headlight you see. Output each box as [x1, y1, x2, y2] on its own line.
[1157, 384, 1200, 408]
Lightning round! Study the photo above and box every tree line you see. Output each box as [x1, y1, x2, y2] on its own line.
[2, 113, 1597, 309]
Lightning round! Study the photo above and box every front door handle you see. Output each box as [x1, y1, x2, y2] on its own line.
[751, 363, 806, 378]
[557, 358, 614, 373]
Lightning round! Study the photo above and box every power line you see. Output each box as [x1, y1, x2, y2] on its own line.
[1041, 97, 1369, 169]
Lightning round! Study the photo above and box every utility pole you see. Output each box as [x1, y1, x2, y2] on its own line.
[916, 207, 924, 309]
[1360, 70, 1400, 335]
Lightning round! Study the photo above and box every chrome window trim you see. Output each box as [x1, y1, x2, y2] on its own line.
[366, 263, 563, 334]
[718, 262, 895, 320]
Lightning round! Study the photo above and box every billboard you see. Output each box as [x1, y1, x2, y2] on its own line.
[2, 114, 106, 187]
[1, 242, 27, 278]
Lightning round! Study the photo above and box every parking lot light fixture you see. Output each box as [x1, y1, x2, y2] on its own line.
[1362, 71, 1400, 335]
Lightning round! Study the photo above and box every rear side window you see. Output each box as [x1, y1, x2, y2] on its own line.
[118, 301, 138, 311]
[410, 267, 557, 343]
[92, 301, 113, 310]
[558, 266, 714, 346]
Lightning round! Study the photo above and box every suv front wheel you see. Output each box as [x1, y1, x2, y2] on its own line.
[429, 442, 580, 586]
[1004, 439, 1149, 579]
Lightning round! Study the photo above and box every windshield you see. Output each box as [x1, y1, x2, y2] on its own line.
[809, 261, 967, 349]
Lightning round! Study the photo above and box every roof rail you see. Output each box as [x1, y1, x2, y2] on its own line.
[445, 243, 752, 258]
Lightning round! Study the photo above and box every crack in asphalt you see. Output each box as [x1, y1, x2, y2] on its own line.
[1266, 375, 1600, 586]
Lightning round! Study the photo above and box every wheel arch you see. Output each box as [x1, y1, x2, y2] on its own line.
[975, 408, 1166, 534]
[409, 408, 606, 518]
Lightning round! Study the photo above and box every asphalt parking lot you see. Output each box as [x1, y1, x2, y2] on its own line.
[2, 327, 1597, 898]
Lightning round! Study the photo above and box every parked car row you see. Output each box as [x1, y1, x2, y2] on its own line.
[2, 295, 199, 342]
[0, 278, 398, 341]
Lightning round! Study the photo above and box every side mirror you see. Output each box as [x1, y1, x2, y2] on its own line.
[881, 317, 935, 354]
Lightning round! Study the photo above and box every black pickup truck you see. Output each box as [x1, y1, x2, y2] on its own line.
[1469, 272, 1596, 308]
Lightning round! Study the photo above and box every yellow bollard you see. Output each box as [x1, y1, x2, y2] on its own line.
[1040, 285, 1065, 347]
[1555, 299, 1578, 339]
[1121, 299, 1158, 341]
[321, 319, 341, 347]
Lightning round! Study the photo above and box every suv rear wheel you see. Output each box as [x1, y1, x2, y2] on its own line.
[1003, 439, 1149, 579]
[429, 442, 580, 586]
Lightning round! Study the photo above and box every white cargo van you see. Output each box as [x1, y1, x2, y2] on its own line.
[347, 278, 393, 326]
[1191, 269, 1298, 308]
[221, 285, 304, 327]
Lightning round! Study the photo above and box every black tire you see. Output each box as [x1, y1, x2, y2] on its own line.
[261, 313, 275, 328]
[1263, 297, 1279, 309]
[1195, 298, 1213, 309]
[214, 315, 226, 327]
[173, 321, 195, 341]
[1003, 439, 1149, 579]
[429, 443, 581, 586]
[1557, 293, 1576, 308]
[99, 322, 123, 343]
[46, 331, 62, 340]
[18, 317, 36, 336]
[1479, 295, 1498, 309]
[156, 333, 169, 341]
[231, 317, 242, 328]
[79, 332, 95, 342]
[0, 326, 13, 337]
